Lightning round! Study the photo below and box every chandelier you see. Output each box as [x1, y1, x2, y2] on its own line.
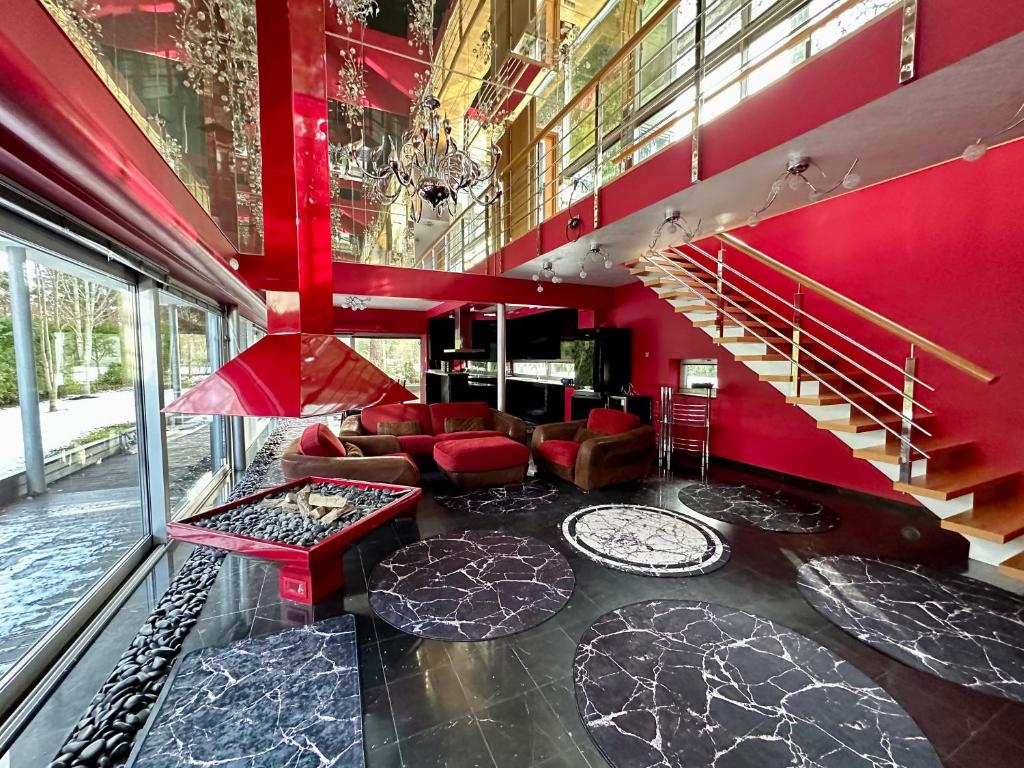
[356, 94, 502, 221]
[337, 45, 368, 129]
[746, 154, 860, 227]
[532, 260, 562, 293]
[963, 98, 1024, 162]
[577, 243, 614, 279]
[175, 0, 263, 236]
[332, 0, 378, 33]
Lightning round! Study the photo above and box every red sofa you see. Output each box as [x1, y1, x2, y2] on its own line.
[340, 402, 527, 462]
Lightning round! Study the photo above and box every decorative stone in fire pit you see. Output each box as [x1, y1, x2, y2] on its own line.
[169, 477, 421, 604]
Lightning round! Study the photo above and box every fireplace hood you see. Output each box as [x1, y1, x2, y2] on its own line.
[163, 333, 414, 418]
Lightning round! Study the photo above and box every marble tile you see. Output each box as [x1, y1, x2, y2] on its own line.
[561, 504, 730, 576]
[678, 480, 840, 533]
[798, 555, 1024, 704]
[574, 599, 941, 768]
[433, 479, 560, 516]
[131, 614, 363, 767]
[368, 530, 574, 641]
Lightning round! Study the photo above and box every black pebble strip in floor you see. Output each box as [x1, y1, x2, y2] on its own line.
[48, 423, 303, 768]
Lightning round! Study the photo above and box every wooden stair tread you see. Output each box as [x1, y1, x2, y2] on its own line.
[714, 335, 788, 345]
[786, 391, 902, 406]
[817, 412, 902, 433]
[942, 494, 1024, 543]
[999, 551, 1024, 580]
[735, 353, 787, 361]
[852, 438, 973, 464]
[892, 466, 1019, 501]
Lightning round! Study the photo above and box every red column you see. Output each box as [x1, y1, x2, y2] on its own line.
[255, 0, 334, 334]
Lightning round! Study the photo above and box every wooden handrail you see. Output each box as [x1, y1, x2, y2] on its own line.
[504, 0, 682, 174]
[716, 233, 998, 384]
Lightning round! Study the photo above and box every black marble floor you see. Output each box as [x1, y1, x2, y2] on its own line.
[6, 463, 1024, 768]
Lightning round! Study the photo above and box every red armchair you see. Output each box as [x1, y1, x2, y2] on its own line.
[532, 408, 656, 491]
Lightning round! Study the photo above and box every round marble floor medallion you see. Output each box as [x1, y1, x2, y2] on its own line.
[433, 479, 559, 515]
[678, 481, 839, 533]
[798, 555, 1024, 704]
[561, 504, 730, 576]
[368, 529, 574, 641]
[574, 600, 941, 768]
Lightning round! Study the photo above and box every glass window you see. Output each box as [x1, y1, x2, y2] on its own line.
[350, 337, 423, 394]
[0, 238, 149, 683]
[239, 318, 272, 458]
[680, 358, 718, 394]
[160, 294, 227, 515]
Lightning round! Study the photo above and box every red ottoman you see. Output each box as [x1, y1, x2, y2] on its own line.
[433, 435, 530, 489]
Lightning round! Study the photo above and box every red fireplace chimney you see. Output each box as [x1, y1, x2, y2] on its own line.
[164, 0, 413, 417]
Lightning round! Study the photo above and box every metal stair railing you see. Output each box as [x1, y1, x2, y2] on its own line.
[638, 249, 935, 463]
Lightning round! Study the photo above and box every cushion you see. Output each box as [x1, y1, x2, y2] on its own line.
[343, 442, 364, 458]
[587, 408, 641, 435]
[378, 420, 421, 436]
[429, 402, 494, 435]
[397, 433, 438, 457]
[444, 416, 487, 433]
[433, 435, 529, 473]
[574, 427, 601, 443]
[536, 439, 580, 468]
[436, 429, 505, 443]
[299, 424, 346, 457]
[360, 403, 430, 435]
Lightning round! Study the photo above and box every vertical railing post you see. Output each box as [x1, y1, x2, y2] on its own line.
[691, 0, 706, 184]
[790, 289, 804, 397]
[898, 345, 917, 483]
[592, 82, 602, 228]
[659, 385, 672, 472]
[714, 245, 725, 338]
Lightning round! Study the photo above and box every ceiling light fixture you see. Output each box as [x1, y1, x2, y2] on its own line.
[746, 154, 860, 227]
[353, 94, 502, 221]
[578, 243, 613, 279]
[962, 98, 1024, 162]
[339, 295, 370, 310]
[646, 209, 702, 258]
[532, 260, 562, 293]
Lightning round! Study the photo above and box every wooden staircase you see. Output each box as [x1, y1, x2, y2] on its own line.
[629, 237, 1024, 580]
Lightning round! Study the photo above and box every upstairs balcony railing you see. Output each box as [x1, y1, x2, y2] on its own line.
[415, 0, 901, 272]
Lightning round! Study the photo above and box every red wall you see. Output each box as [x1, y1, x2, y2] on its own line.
[607, 138, 1024, 499]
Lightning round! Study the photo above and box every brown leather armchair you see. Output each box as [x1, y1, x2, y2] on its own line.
[532, 419, 656, 491]
[281, 434, 420, 487]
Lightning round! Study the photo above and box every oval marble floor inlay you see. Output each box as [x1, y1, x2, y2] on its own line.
[574, 600, 941, 768]
[678, 481, 839, 533]
[561, 504, 730, 576]
[433, 479, 559, 515]
[368, 529, 574, 641]
[798, 555, 1024, 704]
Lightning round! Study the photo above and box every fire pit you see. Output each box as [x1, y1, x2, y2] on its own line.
[168, 477, 421, 604]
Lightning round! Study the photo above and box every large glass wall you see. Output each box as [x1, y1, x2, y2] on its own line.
[159, 294, 227, 515]
[0, 236, 149, 683]
[338, 335, 423, 395]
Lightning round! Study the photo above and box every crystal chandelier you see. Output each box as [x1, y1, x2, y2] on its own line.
[175, 0, 263, 234]
[337, 45, 368, 129]
[331, 0, 378, 33]
[356, 94, 502, 221]
[746, 154, 860, 227]
[407, 0, 434, 56]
